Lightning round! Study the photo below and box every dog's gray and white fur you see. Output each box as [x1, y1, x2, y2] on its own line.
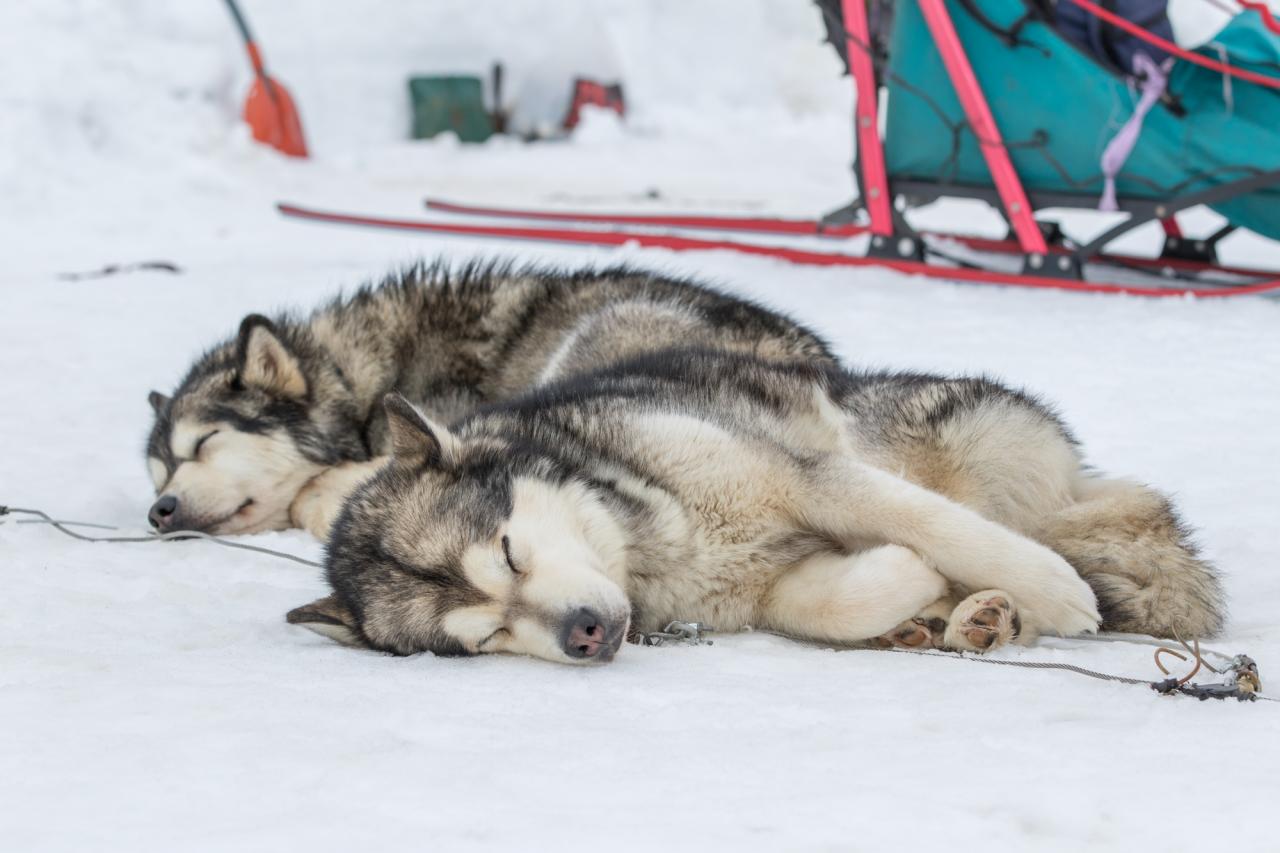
[288, 349, 1224, 662]
[144, 260, 834, 538]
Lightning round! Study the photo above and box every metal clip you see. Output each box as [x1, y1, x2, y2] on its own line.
[1228, 654, 1262, 695]
[1153, 654, 1263, 702]
[639, 621, 715, 647]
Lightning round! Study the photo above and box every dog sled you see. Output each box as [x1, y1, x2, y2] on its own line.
[280, 0, 1280, 297]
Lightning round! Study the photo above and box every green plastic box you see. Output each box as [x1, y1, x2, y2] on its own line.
[408, 75, 493, 143]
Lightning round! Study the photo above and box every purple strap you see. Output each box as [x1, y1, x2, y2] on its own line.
[1099, 52, 1171, 212]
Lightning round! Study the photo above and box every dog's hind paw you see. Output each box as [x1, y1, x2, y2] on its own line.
[876, 616, 947, 650]
[943, 590, 1020, 653]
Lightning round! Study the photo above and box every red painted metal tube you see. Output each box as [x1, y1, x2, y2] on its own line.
[842, 0, 894, 237]
[917, 0, 1048, 255]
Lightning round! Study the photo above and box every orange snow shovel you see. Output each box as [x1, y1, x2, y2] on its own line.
[223, 0, 308, 158]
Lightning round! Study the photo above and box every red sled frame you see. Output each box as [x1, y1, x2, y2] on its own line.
[840, 0, 1280, 281]
[846, 0, 1044, 256]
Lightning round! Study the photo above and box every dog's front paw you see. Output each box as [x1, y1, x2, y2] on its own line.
[289, 458, 389, 542]
[1004, 547, 1100, 638]
[289, 473, 343, 541]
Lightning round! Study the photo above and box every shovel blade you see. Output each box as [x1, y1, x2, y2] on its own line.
[244, 75, 308, 158]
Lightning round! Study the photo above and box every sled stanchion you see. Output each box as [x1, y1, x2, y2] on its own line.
[842, 0, 893, 238]
[917, 0, 1048, 258]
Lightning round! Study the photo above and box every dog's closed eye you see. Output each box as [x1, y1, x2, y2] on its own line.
[194, 430, 220, 459]
[501, 535, 522, 575]
[478, 627, 510, 651]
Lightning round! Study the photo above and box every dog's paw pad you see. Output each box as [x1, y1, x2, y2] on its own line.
[876, 617, 946, 649]
[944, 591, 1019, 653]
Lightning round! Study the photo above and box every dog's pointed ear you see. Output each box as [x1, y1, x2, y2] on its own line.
[236, 314, 307, 399]
[383, 393, 459, 467]
[147, 390, 171, 415]
[286, 595, 366, 647]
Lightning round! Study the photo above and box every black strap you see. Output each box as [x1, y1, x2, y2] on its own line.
[1097, 0, 1129, 72]
[955, 0, 1042, 48]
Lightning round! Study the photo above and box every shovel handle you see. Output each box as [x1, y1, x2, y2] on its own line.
[223, 0, 268, 78]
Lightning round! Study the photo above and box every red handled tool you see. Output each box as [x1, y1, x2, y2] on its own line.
[223, 0, 308, 157]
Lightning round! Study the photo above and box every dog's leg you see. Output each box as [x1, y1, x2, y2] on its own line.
[289, 457, 389, 541]
[763, 545, 949, 643]
[800, 460, 1100, 639]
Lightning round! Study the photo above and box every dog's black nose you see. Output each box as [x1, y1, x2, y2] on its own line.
[148, 495, 179, 530]
[560, 607, 623, 661]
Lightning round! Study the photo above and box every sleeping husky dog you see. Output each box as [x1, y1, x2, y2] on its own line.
[287, 350, 1224, 660]
[143, 261, 833, 536]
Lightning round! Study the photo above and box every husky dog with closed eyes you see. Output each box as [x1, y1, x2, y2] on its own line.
[286, 349, 1224, 661]
[143, 261, 834, 538]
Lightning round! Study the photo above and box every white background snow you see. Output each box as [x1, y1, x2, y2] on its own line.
[3, 1, 1279, 850]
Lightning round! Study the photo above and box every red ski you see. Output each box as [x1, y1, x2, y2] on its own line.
[423, 197, 1278, 280]
[277, 202, 1280, 299]
[425, 198, 867, 237]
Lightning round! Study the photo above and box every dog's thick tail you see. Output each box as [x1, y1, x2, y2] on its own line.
[1034, 477, 1225, 639]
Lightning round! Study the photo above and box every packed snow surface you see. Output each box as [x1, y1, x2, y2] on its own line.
[3, 2, 1279, 851]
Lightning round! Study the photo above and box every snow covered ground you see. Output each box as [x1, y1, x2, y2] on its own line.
[3, 2, 1280, 851]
